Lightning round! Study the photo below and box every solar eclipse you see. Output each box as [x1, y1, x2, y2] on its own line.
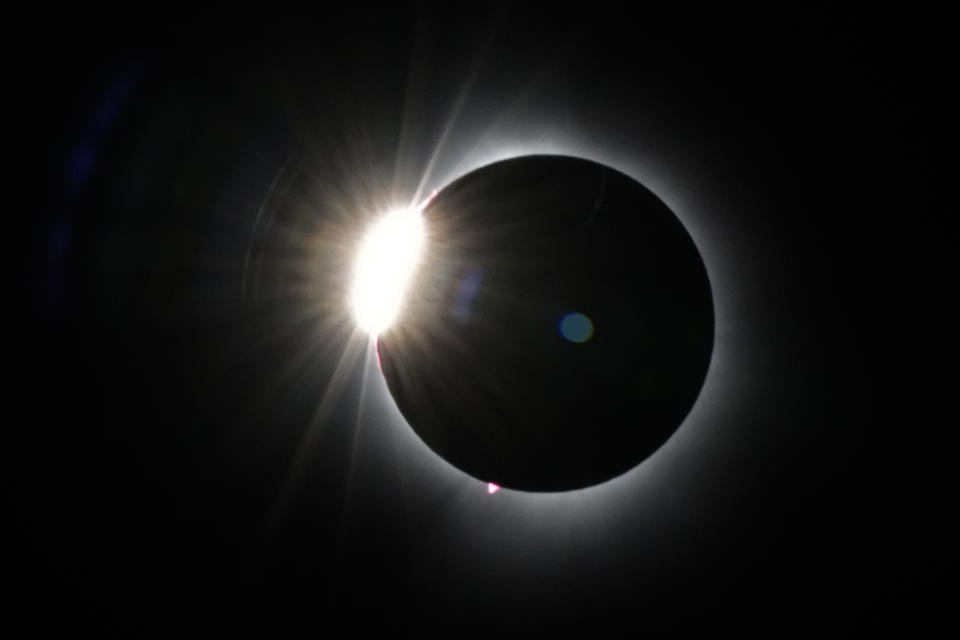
[372, 155, 714, 491]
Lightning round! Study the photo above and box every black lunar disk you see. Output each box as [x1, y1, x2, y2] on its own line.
[377, 155, 714, 491]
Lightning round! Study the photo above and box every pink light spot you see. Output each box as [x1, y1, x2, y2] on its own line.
[487, 482, 500, 494]
[419, 189, 439, 210]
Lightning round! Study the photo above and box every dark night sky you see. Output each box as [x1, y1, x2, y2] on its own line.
[10, 5, 951, 634]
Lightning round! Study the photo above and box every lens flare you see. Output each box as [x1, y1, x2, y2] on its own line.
[559, 312, 594, 343]
[351, 207, 425, 336]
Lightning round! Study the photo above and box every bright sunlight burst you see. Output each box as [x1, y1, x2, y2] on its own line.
[350, 207, 425, 336]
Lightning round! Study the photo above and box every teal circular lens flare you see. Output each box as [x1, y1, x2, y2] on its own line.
[559, 312, 594, 343]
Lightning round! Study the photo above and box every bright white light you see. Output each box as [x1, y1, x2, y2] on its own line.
[351, 207, 425, 336]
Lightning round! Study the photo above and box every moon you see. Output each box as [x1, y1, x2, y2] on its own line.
[376, 155, 715, 491]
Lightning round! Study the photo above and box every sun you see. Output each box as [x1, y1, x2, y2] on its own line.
[350, 207, 426, 336]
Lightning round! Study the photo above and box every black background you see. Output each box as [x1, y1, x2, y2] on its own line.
[11, 5, 950, 634]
